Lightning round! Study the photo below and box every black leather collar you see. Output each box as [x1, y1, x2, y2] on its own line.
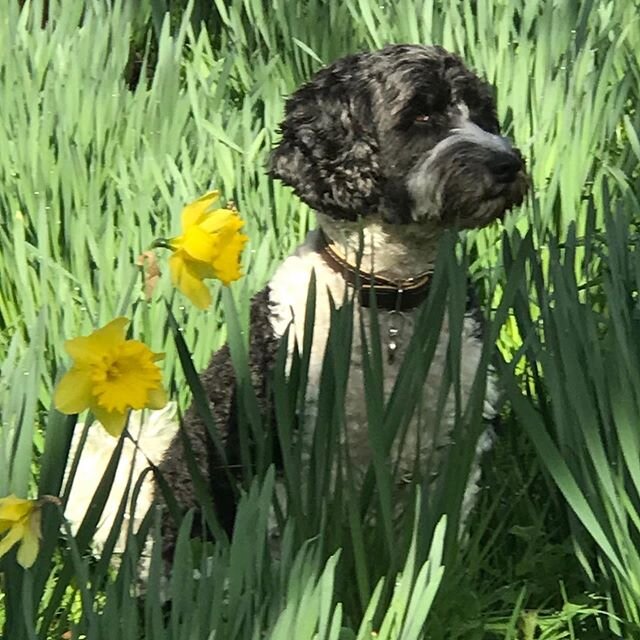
[318, 230, 432, 311]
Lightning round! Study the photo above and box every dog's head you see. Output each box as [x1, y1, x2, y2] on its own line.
[269, 44, 528, 230]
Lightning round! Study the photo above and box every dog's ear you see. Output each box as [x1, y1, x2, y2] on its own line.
[268, 62, 381, 220]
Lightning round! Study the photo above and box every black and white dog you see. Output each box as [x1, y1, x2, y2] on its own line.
[66, 44, 527, 559]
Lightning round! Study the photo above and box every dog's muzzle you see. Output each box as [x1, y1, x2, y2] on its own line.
[407, 122, 528, 226]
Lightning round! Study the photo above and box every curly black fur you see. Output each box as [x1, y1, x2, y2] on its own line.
[156, 44, 527, 560]
[157, 288, 279, 558]
[268, 44, 503, 224]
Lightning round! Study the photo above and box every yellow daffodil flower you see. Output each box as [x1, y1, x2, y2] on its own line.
[54, 318, 167, 436]
[0, 495, 57, 569]
[165, 191, 248, 309]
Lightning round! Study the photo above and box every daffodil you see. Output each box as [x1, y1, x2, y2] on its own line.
[54, 318, 167, 436]
[163, 191, 248, 309]
[0, 495, 57, 568]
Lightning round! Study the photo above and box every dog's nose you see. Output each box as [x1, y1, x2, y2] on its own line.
[488, 151, 524, 183]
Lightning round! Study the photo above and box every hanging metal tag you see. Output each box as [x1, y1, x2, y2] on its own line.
[387, 289, 405, 363]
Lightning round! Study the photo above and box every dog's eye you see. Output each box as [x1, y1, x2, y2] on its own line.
[414, 115, 430, 124]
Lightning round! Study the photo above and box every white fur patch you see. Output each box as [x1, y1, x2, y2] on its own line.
[450, 102, 511, 153]
[316, 213, 442, 278]
[268, 228, 498, 506]
[63, 403, 179, 553]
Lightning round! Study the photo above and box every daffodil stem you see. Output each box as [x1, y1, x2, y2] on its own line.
[151, 238, 172, 250]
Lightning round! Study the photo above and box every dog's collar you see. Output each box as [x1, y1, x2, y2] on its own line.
[318, 230, 432, 311]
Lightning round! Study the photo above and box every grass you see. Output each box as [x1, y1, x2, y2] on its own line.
[1, 0, 640, 637]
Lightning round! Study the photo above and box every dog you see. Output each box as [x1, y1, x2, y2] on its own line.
[64, 44, 527, 562]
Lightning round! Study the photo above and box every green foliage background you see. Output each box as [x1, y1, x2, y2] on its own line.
[1, 0, 640, 638]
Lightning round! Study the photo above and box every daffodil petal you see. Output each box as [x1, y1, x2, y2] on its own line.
[169, 253, 212, 309]
[187, 259, 216, 280]
[198, 209, 242, 234]
[214, 217, 247, 245]
[92, 405, 128, 438]
[16, 510, 41, 569]
[16, 533, 39, 568]
[54, 367, 93, 414]
[65, 318, 128, 362]
[168, 251, 182, 286]
[0, 523, 24, 560]
[0, 496, 33, 522]
[180, 191, 220, 230]
[147, 386, 168, 410]
[180, 226, 220, 263]
[87, 317, 129, 352]
[63, 335, 102, 364]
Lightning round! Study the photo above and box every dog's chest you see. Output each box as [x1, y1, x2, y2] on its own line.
[267, 231, 493, 478]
